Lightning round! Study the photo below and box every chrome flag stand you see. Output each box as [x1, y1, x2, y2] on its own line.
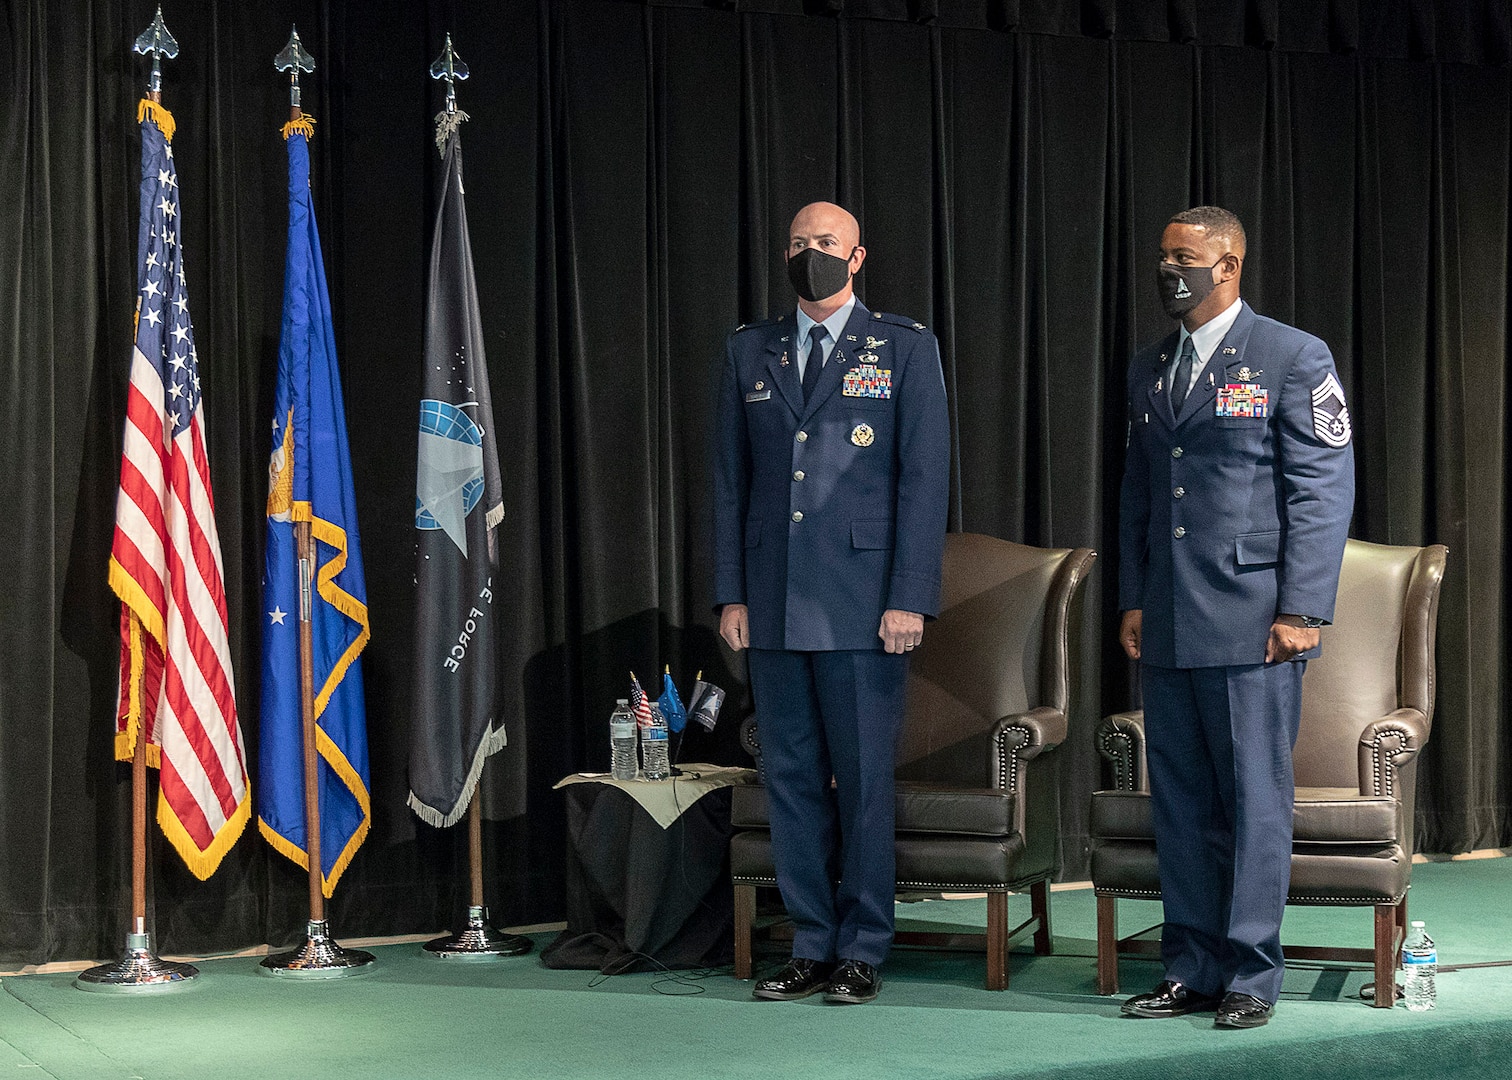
[423, 793, 531, 960]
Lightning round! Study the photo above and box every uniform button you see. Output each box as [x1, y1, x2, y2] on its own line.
[793, 470, 805, 482]
[796, 431, 808, 442]
[792, 511, 803, 523]
[1171, 447, 1184, 458]
[1173, 526, 1186, 538]
[1173, 486, 1186, 499]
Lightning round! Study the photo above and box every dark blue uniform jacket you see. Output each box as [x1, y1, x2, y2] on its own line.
[713, 301, 951, 652]
[1118, 301, 1356, 669]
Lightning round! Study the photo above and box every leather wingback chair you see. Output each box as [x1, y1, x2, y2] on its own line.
[729, 533, 1097, 989]
[1090, 539, 1447, 1005]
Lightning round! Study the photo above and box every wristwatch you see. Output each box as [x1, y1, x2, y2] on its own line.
[1300, 616, 1326, 628]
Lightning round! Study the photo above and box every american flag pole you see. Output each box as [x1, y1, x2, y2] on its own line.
[79, 5, 203, 993]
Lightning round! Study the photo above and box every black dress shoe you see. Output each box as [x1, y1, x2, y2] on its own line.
[1120, 980, 1222, 1018]
[753, 957, 834, 1000]
[824, 959, 881, 1004]
[1215, 992, 1274, 1028]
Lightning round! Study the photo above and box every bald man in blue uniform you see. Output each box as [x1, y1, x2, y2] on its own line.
[713, 202, 950, 1004]
[1117, 207, 1355, 1028]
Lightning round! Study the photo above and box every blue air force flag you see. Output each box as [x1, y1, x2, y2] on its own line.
[258, 117, 372, 895]
[407, 114, 509, 828]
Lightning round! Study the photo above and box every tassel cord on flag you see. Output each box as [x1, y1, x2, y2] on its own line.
[295, 523, 327, 924]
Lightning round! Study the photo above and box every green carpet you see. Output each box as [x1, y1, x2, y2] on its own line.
[4, 859, 1510, 1080]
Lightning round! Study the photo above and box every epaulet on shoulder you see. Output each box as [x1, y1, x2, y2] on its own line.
[871, 311, 929, 333]
[734, 317, 777, 334]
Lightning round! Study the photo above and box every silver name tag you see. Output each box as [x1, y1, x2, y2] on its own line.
[744, 390, 772, 402]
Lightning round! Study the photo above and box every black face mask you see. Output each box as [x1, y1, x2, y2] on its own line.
[787, 246, 856, 303]
[1156, 259, 1220, 319]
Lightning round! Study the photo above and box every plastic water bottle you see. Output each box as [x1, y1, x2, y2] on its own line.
[640, 703, 671, 781]
[609, 699, 638, 781]
[1402, 920, 1437, 1011]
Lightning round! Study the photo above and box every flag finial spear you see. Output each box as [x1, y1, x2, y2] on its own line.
[275, 26, 316, 117]
[430, 33, 469, 116]
[133, 6, 179, 101]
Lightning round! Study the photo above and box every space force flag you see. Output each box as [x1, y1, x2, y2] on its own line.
[259, 117, 372, 896]
[109, 100, 251, 879]
[407, 113, 509, 828]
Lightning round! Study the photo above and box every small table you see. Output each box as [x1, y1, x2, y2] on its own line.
[540, 765, 755, 974]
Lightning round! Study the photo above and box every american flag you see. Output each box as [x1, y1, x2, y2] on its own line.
[630, 672, 654, 730]
[108, 101, 250, 879]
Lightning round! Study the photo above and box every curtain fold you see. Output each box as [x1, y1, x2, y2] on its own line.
[3, 0, 1508, 964]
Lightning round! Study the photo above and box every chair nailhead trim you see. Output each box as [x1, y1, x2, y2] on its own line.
[996, 725, 1030, 789]
[1097, 730, 1137, 790]
[1366, 726, 1413, 797]
[1096, 890, 1407, 904]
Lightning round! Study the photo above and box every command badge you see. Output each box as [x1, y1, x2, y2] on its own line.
[1311, 372, 1352, 447]
[851, 423, 875, 447]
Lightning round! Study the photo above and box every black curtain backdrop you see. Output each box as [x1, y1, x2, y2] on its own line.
[2, 0, 1509, 965]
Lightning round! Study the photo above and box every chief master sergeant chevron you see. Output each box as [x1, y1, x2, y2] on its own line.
[1116, 206, 1355, 1029]
[713, 202, 950, 1005]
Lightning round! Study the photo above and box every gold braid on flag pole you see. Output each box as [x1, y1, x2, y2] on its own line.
[137, 98, 176, 142]
[282, 115, 316, 141]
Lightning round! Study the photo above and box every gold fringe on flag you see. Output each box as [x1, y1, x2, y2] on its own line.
[282, 116, 317, 141]
[137, 98, 176, 143]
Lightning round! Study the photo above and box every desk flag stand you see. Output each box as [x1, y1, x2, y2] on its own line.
[416, 36, 531, 962]
[259, 29, 374, 979]
[77, 6, 198, 995]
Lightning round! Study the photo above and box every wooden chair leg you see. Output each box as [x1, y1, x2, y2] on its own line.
[1096, 894, 1120, 996]
[733, 883, 755, 980]
[986, 889, 1008, 990]
[1372, 902, 1398, 1009]
[1031, 879, 1053, 954]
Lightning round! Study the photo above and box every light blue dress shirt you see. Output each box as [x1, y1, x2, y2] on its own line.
[794, 295, 857, 382]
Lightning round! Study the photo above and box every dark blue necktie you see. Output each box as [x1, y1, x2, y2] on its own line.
[1170, 336, 1196, 419]
[801, 325, 826, 404]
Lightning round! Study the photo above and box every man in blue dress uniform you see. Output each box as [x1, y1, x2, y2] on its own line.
[713, 202, 950, 1004]
[1116, 206, 1355, 1028]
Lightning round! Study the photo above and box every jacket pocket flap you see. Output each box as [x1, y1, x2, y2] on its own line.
[1235, 530, 1281, 566]
[851, 520, 894, 550]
